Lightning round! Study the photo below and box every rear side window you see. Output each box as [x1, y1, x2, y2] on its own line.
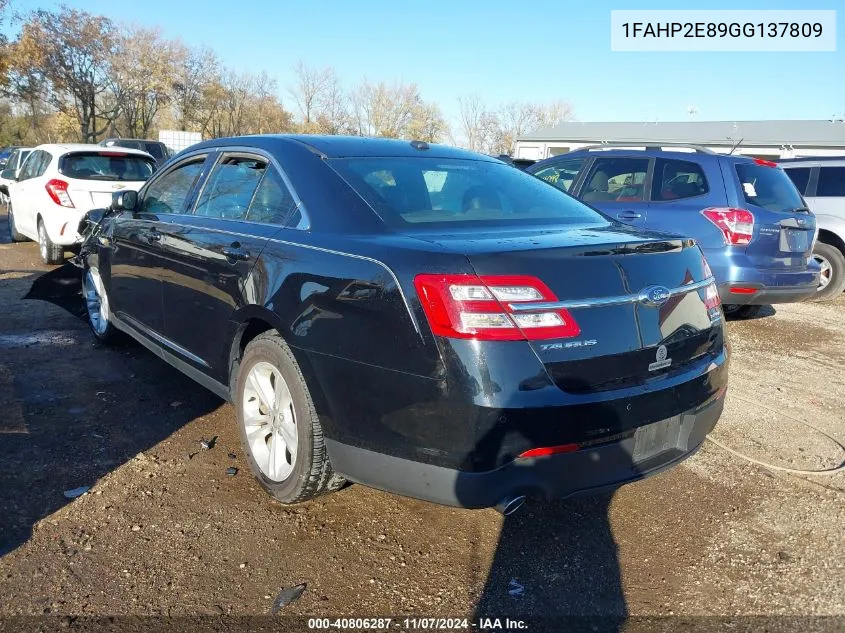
[784, 167, 812, 195]
[246, 167, 298, 225]
[17, 151, 41, 181]
[194, 156, 266, 220]
[141, 158, 205, 215]
[735, 163, 805, 213]
[60, 152, 155, 181]
[816, 167, 845, 197]
[34, 151, 52, 177]
[532, 157, 585, 193]
[652, 159, 709, 201]
[330, 157, 606, 229]
[581, 157, 649, 202]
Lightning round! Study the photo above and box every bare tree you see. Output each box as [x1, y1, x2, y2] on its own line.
[111, 26, 177, 138]
[290, 60, 332, 127]
[457, 95, 489, 152]
[14, 7, 120, 142]
[172, 44, 218, 132]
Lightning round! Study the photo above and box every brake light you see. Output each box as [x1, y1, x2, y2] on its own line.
[45, 179, 74, 208]
[413, 274, 581, 341]
[98, 151, 128, 157]
[753, 158, 778, 168]
[701, 208, 754, 246]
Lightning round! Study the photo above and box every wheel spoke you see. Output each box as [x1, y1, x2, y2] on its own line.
[247, 371, 275, 411]
[277, 413, 298, 455]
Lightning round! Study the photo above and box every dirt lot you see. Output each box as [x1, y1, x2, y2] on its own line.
[0, 205, 843, 624]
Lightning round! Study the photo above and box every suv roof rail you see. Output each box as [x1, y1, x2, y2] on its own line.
[778, 156, 845, 163]
[574, 142, 716, 155]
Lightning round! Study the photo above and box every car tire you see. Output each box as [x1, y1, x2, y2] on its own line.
[235, 332, 345, 504]
[7, 202, 27, 243]
[37, 218, 64, 265]
[811, 241, 845, 302]
[722, 304, 764, 319]
[82, 263, 119, 344]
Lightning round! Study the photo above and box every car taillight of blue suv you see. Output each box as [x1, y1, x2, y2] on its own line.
[528, 145, 820, 318]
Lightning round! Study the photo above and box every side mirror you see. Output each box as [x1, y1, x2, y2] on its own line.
[77, 208, 108, 236]
[0, 168, 16, 181]
[0, 184, 7, 197]
[112, 190, 138, 212]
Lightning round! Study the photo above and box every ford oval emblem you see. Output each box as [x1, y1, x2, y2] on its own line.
[641, 285, 671, 307]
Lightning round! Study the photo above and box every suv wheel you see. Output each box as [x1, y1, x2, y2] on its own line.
[235, 332, 345, 503]
[37, 219, 64, 265]
[812, 241, 845, 302]
[7, 202, 27, 243]
[83, 264, 119, 343]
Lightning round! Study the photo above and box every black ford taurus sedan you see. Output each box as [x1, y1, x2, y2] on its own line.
[79, 135, 728, 513]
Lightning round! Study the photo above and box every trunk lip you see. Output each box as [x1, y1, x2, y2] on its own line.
[508, 277, 714, 312]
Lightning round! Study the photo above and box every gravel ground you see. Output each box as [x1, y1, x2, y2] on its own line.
[0, 205, 842, 624]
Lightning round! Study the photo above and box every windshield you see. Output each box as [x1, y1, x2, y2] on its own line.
[735, 162, 805, 213]
[59, 152, 155, 182]
[330, 157, 608, 229]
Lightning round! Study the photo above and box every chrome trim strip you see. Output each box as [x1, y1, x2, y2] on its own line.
[118, 312, 211, 367]
[508, 277, 715, 312]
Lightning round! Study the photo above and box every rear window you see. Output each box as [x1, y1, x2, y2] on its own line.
[140, 142, 166, 161]
[735, 162, 805, 213]
[329, 157, 607, 229]
[60, 152, 155, 182]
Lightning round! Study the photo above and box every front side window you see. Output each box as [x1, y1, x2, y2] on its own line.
[816, 167, 845, 197]
[247, 167, 298, 225]
[531, 157, 585, 193]
[60, 152, 155, 181]
[735, 163, 805, 213]
[194, 156, 267, 220]
[652, 159, 709, 201]
[329, 157, 607, 229]
[141, 158, 206, 215]
[783, 167, 812, 195]
[581, 157, 649, 202]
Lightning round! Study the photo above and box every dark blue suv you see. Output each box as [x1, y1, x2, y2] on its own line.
[528, 145, 819, 317]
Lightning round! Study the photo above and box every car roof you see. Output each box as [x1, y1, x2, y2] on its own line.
[190, 134, 499, 161]
[104, 138, 166, 145]
[531, 147, 765, 170]
[30, 143, 154, 158]
[779, 156, 845, 167]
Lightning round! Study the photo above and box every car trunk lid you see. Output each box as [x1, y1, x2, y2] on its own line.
[414, 225, 723, 394]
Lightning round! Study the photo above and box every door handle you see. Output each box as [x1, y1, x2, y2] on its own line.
[222, 243, 251, 262]
[617, 212, 642, 220]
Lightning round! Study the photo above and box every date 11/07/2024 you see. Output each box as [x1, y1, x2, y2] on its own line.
[307, 617, 528, 630]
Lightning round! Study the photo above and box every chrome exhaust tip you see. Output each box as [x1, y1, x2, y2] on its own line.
[494, 495, 526, 516]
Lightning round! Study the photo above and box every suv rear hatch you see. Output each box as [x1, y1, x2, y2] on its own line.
[415, 225, 724, 394]
[723, 159, 816, 269]
[57, 151, 155, 210]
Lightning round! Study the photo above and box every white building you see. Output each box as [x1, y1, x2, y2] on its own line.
[515, 119, 845, 161]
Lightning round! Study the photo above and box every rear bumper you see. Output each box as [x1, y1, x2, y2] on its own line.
[718, 282, 818, 305]
[705, 249, 819, 305]
[326, 390, 724, 509]
[41, 207, 86, 245]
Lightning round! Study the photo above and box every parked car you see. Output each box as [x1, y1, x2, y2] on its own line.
[99, 138, 169, 164]
[0, 145, 22, 169]
[0, 146, 32, 205]
[6, 144, 156, 264]
[779, 157, 845, 301]
[528, 145, 819, 319]
[78, 135, 728, 512]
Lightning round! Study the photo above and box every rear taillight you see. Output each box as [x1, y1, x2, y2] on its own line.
[45, 179, 74, 208]
[704, 282, 722, 311]
[701, 208, 753, 246]
[413, 274, 580, 341]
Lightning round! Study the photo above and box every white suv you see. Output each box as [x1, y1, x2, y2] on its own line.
[6, 144, 156, 264]
[781, 157, 845, 301]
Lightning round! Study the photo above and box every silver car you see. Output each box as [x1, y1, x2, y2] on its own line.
[780, 157, 845, 301]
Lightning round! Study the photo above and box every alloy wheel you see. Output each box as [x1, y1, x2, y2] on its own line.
[242, 361, 298, 482]
[38, 223, 47, 260]
[814, 253, 832, 291]
[83, 267, 110, 336]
